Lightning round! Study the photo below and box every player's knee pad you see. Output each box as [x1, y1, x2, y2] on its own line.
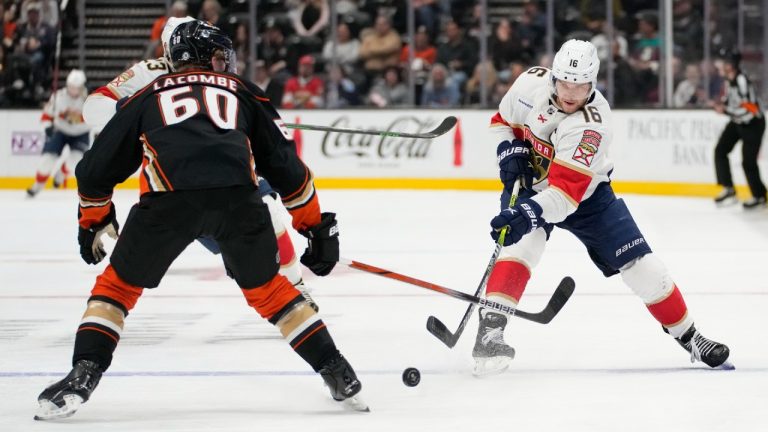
[620, 253, 674, 303]
[498, 227, 547, 269]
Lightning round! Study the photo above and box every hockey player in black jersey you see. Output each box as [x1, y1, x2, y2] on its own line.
[34, 20, 367, 420]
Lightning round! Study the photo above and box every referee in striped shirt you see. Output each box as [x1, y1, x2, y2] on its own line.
[712, 49, 767, 209]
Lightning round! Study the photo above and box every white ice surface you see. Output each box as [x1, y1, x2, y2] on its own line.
[1, 189, 766, 432]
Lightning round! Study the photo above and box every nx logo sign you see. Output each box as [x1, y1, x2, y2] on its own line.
[11, 131, 44, 155]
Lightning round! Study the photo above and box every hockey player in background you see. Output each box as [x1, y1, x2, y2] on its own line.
[26, 69, 90, 197]
[711, 49, 767, 209]
[34, 21, 366, 420]
[81, 16, 319, 311]
[471, 39, 731, 376]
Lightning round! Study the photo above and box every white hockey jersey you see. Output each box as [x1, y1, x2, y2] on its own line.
[82, 58, 171, 130]
[490, 66, 614, 223]
[41, 88, 90, 136]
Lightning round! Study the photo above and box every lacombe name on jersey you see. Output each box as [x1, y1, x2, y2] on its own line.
[153, 74, 238, 92]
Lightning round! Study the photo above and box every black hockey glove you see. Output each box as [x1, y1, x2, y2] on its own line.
[44, 126, 53, 139]
[299, 212, 339, 276]
[78, 204, 120, 265]
[497, 139, 535, 190]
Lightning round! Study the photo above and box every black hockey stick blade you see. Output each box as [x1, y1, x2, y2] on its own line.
[426, 315, 460, 348]
[285, 116, 457, 139]
[426, 276, 575, 348]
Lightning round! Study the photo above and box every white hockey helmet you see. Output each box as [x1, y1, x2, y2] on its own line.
[550, 39, 600, 98]
[162, 16, 196, 66]
[66, 69, 86, 88]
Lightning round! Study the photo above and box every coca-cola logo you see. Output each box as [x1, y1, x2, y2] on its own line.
[320, 116, 437, 159]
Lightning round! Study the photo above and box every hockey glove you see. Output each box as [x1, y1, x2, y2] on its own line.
[78, 204, 120, 265]
[490, 198, 544, 246]
[44, 126, 53, 139]
[497, 139, 535, 190]
[299, 212, 339, 276]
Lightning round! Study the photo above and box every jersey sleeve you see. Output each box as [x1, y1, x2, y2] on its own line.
[75, 98, 144, 228]
[532, 107, 612, 223]
[244, 81, 322, 231]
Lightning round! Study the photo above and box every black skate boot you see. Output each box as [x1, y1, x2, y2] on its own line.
[318, 352, 368, 412]
[742, 195, 767, 210]
[671, 325, 731, 368]
[472, 309, 516, 377]
[34, 360, 103, 420]
[713, 187, 737, 206]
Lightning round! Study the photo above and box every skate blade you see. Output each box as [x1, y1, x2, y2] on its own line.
[715, 361, 736, 370]
[34, 394, 83, 421]
[341, 395, 370, 412]
[473, 356, 513, 377]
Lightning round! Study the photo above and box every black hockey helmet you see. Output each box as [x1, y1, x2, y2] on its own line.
[718, 48, 741, 68]
[168, 20, 236, 73]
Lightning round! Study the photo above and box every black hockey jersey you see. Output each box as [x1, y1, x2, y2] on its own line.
[76, 70, 321, 231]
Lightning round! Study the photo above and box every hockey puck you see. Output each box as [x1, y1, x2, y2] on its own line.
[402, 367, 420, 387]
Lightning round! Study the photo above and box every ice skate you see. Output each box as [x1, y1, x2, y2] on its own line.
[26, 182, 43, 198]
[472, 309, 516, 377]
[742, 195, 767, 210]
[672, 325, 732, 369]
[34, 360, 103, 420]
[713, 187, 737, 206]
[52, 170, 67, 189]
[296, 279, 319, 312]
[318, 352, 369, 412]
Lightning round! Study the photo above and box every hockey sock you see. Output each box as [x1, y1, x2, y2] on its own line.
[486, 259, 531, 305]
[271, 300, 337, 371]
[647, 285, 693, 337]
[276, 229, 302, 285]
[73, 265, 144, 370]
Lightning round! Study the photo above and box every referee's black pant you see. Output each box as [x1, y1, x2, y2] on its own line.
[714, 117, 767, 199]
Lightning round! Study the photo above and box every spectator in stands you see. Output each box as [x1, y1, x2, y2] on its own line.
[321, 22, 359, 75]
[282, 54, 324, 109]
[629, 10, 660, 104]
[421, 63, 460, 107]
[413, 0, 441, 40]
[146, 1, 188, 59]
[258, 21, 291, 83]
[518, 0, 546, 57]
[463, 60, 497, 107]
[673, 0, 703, 63]
[436, 19, 477, 88]
[611, 37, 643, 107]
[359, 15, 401, 84]
[15, 2, 54, 96]
[367, 65, 408, 107]
[232, 21, 248, 75]
[18, 0, 57, 28]
[673, 63, 707, 108]
[199, 0, 230, 35]
[489, 18, 529, 71]
[253, 59, 284, 105]
[289, 0, 329, 38]
[399, 25, 436, 70]
[325, 63, 360, 108]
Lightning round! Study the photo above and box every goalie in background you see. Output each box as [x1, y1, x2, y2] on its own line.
[26, 69, 90, 197]
[472, 39, 730, 376]
[34, 20, 367, 420]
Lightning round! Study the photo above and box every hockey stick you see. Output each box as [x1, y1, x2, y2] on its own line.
[285, 116, 457, 139]
[425, 178, 521, 348]
[340, 258, 574, 324]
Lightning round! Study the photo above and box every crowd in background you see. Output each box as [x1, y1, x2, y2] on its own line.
[0, 0, 754, 109]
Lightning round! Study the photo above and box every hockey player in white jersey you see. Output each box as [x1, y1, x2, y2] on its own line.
[472, 39, 731, 375]
[81, 17, 318, 310]
[27, 69, 90, 197]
